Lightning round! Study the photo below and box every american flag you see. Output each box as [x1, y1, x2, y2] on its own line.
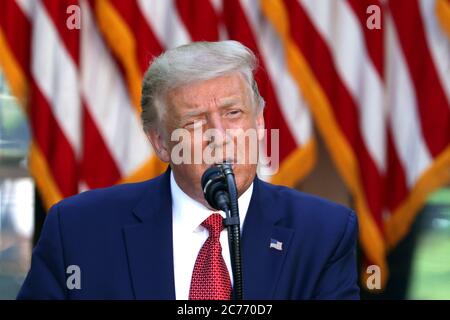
[0, 0, 448, 289]
[270, 238, 283, 251]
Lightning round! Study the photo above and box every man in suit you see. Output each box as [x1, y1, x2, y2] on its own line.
[18, 40, 359, 300]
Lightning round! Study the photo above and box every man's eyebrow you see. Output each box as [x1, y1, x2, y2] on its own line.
[217, 97, 242, 107]
[182, 109, 206, 119]
[180, 98, 242, 119]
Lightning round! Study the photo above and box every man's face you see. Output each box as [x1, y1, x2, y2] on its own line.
[148, 72, 264, 207]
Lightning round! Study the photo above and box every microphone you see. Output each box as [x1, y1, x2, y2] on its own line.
[201, 165, 230, 213]
[201, 162, 243, 300]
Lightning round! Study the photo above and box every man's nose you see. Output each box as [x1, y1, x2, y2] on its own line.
[207, 112, 224, 130]
[206, 113, 229, 146]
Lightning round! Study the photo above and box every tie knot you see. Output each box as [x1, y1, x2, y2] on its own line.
[202, 213, 224, 238]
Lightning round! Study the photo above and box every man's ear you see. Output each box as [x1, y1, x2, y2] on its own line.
[146, 127, 170, 163]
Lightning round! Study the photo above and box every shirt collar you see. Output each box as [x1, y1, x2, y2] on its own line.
[170, 171, 253, 233]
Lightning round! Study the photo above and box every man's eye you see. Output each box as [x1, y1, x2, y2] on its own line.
[226, 110, 242, 117]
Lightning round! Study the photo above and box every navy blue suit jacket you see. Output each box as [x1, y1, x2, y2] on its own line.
[18, 169, 359, 299]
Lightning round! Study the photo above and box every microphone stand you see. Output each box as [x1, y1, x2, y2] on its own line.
[220, 163, 243, 300]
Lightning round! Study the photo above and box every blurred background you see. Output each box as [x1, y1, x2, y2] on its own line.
[0, 0, 449, 299]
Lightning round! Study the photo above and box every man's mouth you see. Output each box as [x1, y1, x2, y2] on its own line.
[214, 159, 235, 165]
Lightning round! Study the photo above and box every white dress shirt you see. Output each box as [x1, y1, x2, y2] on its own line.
[171, 171, 253, 300]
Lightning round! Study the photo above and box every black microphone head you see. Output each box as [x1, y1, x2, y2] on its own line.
[201, 165, 229, 211]
[201, 165, 221, 190]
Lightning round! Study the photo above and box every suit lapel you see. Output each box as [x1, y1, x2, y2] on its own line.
[123, 169, 176, 299]
[122, 172, 293, 300]
[242, 178, 294, 299]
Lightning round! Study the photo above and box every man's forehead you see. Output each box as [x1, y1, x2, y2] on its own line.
[184, 95, 243, 108]
[169, 73, 245, 100]
[167, 73, 247, 104]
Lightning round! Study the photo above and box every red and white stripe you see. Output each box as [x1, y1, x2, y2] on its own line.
[80, 1, 151, 180]
[31, 1, 81, 157]
[386, 13, 432, 188]
[300, 0, 386, 172]
[241, 0, 313, 147]
[137, 0, 190, 49]
[385, 0, 450, 219]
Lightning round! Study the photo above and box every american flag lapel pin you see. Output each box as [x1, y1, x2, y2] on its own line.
[269, 238, 283, 251]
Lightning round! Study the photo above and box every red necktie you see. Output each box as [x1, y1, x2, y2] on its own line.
[189, 213, 232, 300]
